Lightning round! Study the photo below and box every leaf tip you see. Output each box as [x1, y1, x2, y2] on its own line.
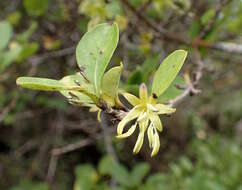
[16, 77, 23, 86]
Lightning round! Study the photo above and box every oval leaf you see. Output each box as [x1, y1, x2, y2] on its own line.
[76, 23, 119, 95]
[101, 63, 123, 106]
[151, 50, 187, 97]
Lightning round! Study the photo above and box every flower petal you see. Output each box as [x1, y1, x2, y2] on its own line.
[147, 104, 158, 112]
[155, 104, 176, 114]
[137, 111, 147, 122]
[133, 127, 145, 154]
[117, 105, 142, 135]
[139, 83, 148, 101]
[147, 125, 154, 148]
[151, 131, 160, 157]
[149, 113, 163, 132]
[122, 93, 141, 106]
[116, 123, 137, 139]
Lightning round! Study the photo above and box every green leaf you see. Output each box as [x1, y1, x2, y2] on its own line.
[152, 50, 187, 97]
[76, 22, 119, 95]
[130, 163, 150, 187]
[16, 77, 69, 91]
[98, 155, 131, 187]
[201, 9, 215, 25]
[59, 74, 95, 104]
[127, 69, 144, 85]
[0, 45, 22, 72]
[158, 76, 185, 102]
[17, 42, 39, 62]
[23, 0, 49, 17]
[0, 21, 12, 50]
[101, 63, 123, 106]
[74, 164, 98, 190]
[16, 22, 38, 43]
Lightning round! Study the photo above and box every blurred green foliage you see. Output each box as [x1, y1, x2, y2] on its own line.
[69, 136, 242, 190]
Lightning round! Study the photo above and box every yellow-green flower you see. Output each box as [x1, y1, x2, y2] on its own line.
[117, 83, 176, 157]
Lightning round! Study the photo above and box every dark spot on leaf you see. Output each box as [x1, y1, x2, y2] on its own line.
[74, 80, 81, 86]
[172, 65, 175, 68]
[99, 49, 104, 54]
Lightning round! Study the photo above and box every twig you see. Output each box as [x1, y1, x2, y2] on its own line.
[46, 155, 58, 184]
[51, 138, 94, 156]
[29, 46, 76, 66]
[100, 113, 118, 161]
[51, 127, 115, 156]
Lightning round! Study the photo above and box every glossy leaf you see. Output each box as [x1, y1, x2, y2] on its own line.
[76, 23, 119, 95]
[0, 21, 12, 50]
[101, 63, 122, 106]
[152, 50, 187, 97]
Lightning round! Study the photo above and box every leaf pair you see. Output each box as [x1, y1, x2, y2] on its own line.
[17, 23, 121, 107]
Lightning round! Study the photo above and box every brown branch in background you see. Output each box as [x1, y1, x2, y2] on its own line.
[29, 46, 76, 66]
[51, 138, 94, 156]
[100, 113, 118, 161]
[199, 0, 231, 39]
[100, 113, 118, 187]
[50, 127, 116, 157]
[120, 0, 242, 55]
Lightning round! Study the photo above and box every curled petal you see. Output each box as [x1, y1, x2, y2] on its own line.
[149, 113, 162, 132]
[151, 131, 160, 157]
[155, 104, 176, 114]
[147, 125, 154, 148]
[117, 105, 142, 135]
[139, 83, 148, 101]
[116, 123, 137, 138]
[133, 127, 145, 154]
[122, 93, 141, 106]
